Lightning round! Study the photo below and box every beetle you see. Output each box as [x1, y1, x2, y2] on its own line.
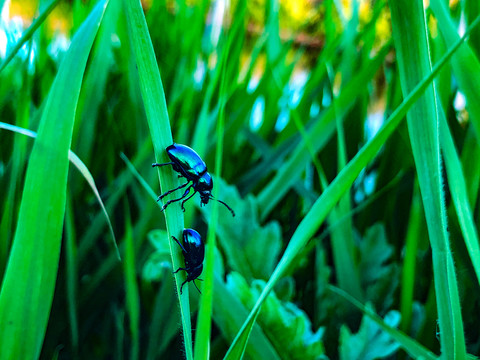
[172, 228, 205, 294]
[152, 143, 235, 216]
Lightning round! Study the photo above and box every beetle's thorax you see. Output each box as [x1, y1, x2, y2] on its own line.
[187, 263, 203, 281]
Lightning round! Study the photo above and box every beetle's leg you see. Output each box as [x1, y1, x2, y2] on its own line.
[172, 236, 187, 253]
[180, 190, 196, 212]
[152, 162, 175, 167]
[173, 267, 187, 274]
[161, 186, 194, 211]
[157, 181, 190, 201]
[179, 279, 188, 295]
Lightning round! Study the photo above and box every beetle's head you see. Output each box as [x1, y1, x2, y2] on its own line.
[197, 173, 213, 204]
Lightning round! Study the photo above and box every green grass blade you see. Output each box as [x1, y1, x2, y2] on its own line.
[390, 1, 466, 358]
[0, 1, 108, 358]
[122, 0, 192, 357]
[438, 100, 480, 285]
[223, 15, 480, 360]
[0, 122, 119, 259]
[124, 204, 140, 360]
[328, 285, 438, 360]
[400, 186, 422, 333]
[0, 0, 60, 73]
[430, 0, 480, 141]
[194, 26, 229, 360]
[64, 195, 79, 356]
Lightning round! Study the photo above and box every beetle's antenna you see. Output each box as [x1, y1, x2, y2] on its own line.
[210, 196, 235, 217]
[193, 280, 202, 294]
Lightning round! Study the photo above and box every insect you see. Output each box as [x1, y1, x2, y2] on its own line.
[152, 143, 235, 216]
[172, 229, 205, 294]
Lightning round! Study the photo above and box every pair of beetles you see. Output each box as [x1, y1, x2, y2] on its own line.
[153, 143, 235, 294]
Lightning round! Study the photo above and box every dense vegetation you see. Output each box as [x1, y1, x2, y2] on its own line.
[1, 0, 480, 359]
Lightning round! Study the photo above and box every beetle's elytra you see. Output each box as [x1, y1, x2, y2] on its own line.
[152, 143, 235, 216]
[172, 229, 205, 294]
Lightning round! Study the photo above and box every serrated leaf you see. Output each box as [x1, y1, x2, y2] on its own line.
[200, 178, 282, 280]
[339, 304, 400, 360]
[226, 272, 326, 360]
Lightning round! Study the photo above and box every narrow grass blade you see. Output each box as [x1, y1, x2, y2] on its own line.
[194, 23, 229, 360]
[430, 0, 480, 141]
[390, 1, 466, 358]
[0, 0, 60, 73]
[0, 1, 108, 358]
[123, 204, 140, 360]
[223, 16, 480, 360]
[328, 285, 438, 360]
[438, 100, 480, 285]
[122, 0, 192, 357]
[0, 122, 119, 259]
[64, 195, 79, 355]
[400, 186, 422, 333]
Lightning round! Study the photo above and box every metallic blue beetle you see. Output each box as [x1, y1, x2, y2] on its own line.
[172, 229, 204, 294]
[152, 143, 235, 216]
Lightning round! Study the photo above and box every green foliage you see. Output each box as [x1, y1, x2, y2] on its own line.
[339, 305, 400, 360]
[1, 0, 480, 359]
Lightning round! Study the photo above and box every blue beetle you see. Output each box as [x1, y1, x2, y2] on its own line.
[152, 143, 235, 216]
[172, 229, 204, 294]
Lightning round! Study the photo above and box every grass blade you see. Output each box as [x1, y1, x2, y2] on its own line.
[194, 22, 229, 359]
[390, 1, 466, 358]
[0, 0, 60, 73]
[0, 1, 108, 358]
[430, 0, 480, 141]
[438, 100, 480, 285]
[0, 122, 119, 259]
[124, 204, 140, 360]
[122, 0, 192, 357]
[223, 14, 480, 360]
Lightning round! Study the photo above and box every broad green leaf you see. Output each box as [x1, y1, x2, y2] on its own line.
[339, 306, 400, 360]
[0, 1, 108, 358]
[227, 273, 326, 359]
[330, 286, 437, 360]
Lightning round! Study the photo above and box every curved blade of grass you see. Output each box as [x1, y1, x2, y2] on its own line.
[327, 285, 438, 360]
[223, 16, 480, 360]
[122, 0, 192, 358]
[0, 1, 108, 358]
[438, 101, 480, 285]
[0, 0, 60, 73]
[390, 1, 466, 358]
[430, 0, 480, 141]
[0, 122, 119, 259]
